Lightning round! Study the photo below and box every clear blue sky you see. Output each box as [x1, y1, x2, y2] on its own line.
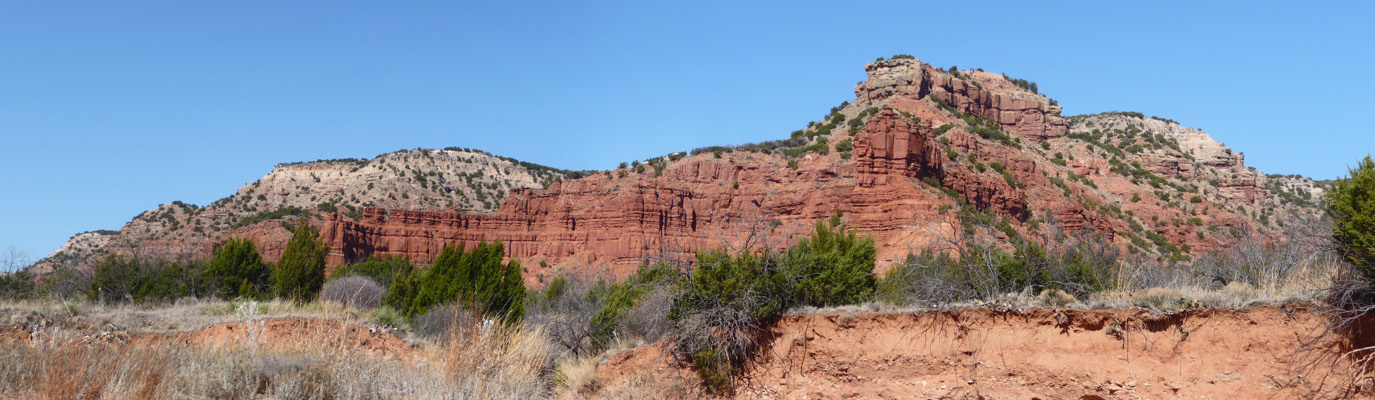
[2, 1, 1372, 265]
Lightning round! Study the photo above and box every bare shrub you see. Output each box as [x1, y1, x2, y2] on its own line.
[1037, 289, 1075, 307]
[321, 275, 384, 310]
[527, 267, 676, 362]
[415, 303, 481, 341]
[878, 221, 1122, 307]
[1198, 281, 1259, 309]
[622, 285, 673, 342]
[525, 275, 602, 358]
[1122, 222, 1343, 305]
[1130, 287, 1190, 313]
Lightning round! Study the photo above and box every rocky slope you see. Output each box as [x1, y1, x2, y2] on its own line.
[34, 148, 571, 273]
[39, 57, 1326, 279]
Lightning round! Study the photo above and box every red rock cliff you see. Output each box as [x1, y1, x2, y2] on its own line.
[321, 110, 1004, 280]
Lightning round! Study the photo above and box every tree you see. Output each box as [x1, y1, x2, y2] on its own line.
[1328, 155, 1375, 281]
[783, 221, 877, 307]
[273, 217, 329, 302]
[201, 237, 270, 299]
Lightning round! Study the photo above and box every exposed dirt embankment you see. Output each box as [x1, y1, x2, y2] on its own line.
[599, 305, 1365, 399]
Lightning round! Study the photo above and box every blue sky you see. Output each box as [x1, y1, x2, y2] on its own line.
[2, 1, 1372, 265]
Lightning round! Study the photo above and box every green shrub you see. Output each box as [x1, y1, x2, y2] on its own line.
[201, 237, 271, 299]
[668, 247, 789, 394]
[273, 218, 329, 302]
[0, 271, 35, 300]
[389, 240, 525, 323]
[89, 255, 196, 303]
[835, 138, 853, 152]
[669, 220, 878, 393]
[787, 160, 799, 170]
[1328, 155, 1375, 279]
[692, 348, 735, 396]
[370, 306, 406, 329]
[782, 221, 877, 307]
[586, 264, 676, 352]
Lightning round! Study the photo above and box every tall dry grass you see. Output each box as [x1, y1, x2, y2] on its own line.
[0, 310, 554, 399]
[434, 306, 551, 398]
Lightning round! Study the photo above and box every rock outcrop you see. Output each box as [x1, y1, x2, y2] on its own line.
[1068, 113, 1268, 206]
[855, 59, 1068, 141]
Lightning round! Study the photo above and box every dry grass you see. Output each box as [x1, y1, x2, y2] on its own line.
[436, 309, 551, 398]
[554, 353, 604, 397]
[592, 368, 697, 400]
[0, 297, 400, 338]
[0, 301, 555, 399]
